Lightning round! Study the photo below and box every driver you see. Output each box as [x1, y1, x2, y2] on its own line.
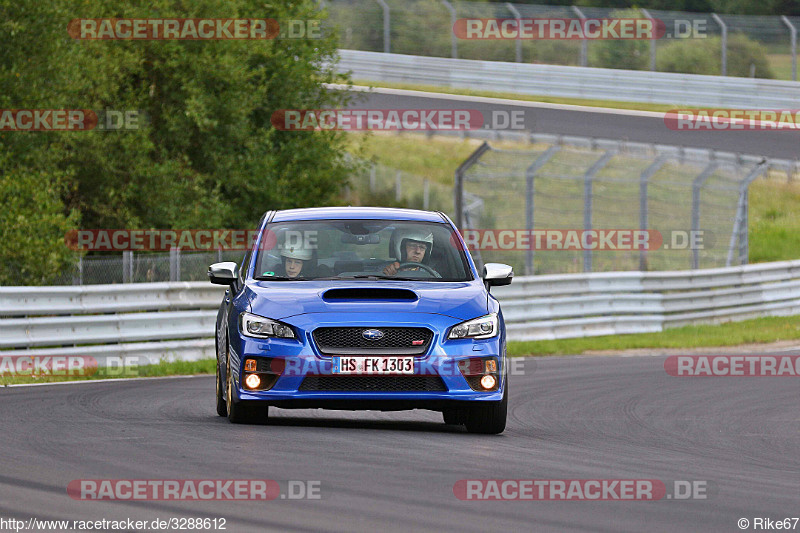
[383, 228, 434, 276]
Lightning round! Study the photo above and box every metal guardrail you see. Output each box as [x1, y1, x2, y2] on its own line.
[494, 259, 800, 340]
[0, 283, 226, 367]
[336, 49, 800, 108]
[2, 259, 800, 365]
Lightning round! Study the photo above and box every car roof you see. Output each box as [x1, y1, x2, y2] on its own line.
[270, 206, 446, 223]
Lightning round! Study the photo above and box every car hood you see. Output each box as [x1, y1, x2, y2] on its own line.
[244, 280, 488, 321]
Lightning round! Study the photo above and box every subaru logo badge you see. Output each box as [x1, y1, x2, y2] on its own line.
[362, 329, 384, 341]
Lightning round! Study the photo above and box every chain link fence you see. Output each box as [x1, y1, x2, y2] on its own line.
[453, 133, 793, 275]
[324, 0, 799, 80]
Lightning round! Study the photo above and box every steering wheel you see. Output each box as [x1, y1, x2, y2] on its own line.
[396, 262, 442, 278]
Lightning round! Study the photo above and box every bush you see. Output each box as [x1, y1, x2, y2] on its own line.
[589, 9, 650, 70]
[657, 34, 775, 78]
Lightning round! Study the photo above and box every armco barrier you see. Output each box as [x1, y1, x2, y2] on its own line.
[2, 259, 800, 366]
[335, 49, 800, 109]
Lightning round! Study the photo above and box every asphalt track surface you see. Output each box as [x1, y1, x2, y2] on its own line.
[349, 90, 800, 160]
[1, 355, 798, 532]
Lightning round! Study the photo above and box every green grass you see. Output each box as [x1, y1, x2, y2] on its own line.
[354, 79, 675, 113]
[0, 358, 215, 386]
[508, 315, 800, 356]
[766, 53, 795, 81]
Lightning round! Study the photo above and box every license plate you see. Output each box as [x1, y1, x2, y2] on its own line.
[332, 356, 415, 375]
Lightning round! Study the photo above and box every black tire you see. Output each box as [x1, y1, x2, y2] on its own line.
[215, 360, 227, 417]
[442, 408, 465, 425]
[226, 354, 269, 425]
[464, 383, 507, 435]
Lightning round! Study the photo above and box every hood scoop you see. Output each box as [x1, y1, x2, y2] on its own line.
[322, 288, 418, 301]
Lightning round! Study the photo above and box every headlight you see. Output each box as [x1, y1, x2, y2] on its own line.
[240, 312, 296, 339]
[448, 313, 498, 340]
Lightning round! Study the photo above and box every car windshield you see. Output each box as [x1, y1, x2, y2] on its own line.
[253, 219, 472, 282]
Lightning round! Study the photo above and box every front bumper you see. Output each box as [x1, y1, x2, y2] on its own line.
[228, 313, 506, 406]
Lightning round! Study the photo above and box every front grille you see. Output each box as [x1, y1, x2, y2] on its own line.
[313, 327, 433, 355]
[298, 375, 447, 392]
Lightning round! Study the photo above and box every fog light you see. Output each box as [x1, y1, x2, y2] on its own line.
[244, 359, 257, 372]
[244, 373, 261, 389]
[480, 374, 497, 390]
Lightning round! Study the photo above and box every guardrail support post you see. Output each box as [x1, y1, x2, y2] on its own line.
[572, 6, 588, 67]
[440, 0, 458, 58]
[454, 142, 491, 230]
[781, 16, 797, 81]
[711, 13, 727, 76]
[423, 179, 430, 210]
[641, 8, 657, 71]
[583, 150, 615, 272]
[727, 160, 767, 266]
[638, 156, 667, 271]
[691, 162, 719, 269]
[524, 146, 560, 275]
[506, 2, 523, 63]
[375, 0, 390, 53]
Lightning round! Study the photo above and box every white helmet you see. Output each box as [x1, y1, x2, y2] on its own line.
[280, 243, 312, 261]
[394, 228, 433, 261]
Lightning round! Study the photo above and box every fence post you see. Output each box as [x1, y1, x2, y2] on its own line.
[440, 0, 457, 58]
[75, 256, 83, 286]
[122, 251, 133, 283]
[781, 16, 797, 81]
[711, 13, 727, 76]
[369, 164, 376, 191]
[506, 2, 523, 63]
[638, 156, 667, 271]
[640, 8, 657, 71]
[395, 170, 402, 201]
[423, 179, 430, 210]
[583, 151, 615, 272]
[690, 162, 718, 269]
[727, 160, 767, 266]
[375, 0, 390, 53]
[524, 146, 560, 275]
[454, 141, 491, 230]
[170, 247, 181, 281]
[571, 6, 588, 67]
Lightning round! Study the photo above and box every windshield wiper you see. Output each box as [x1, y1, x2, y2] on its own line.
[342, 274, 420, 281]
[253, 275, 310, 281]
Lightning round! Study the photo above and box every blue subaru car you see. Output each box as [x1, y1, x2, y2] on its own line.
[209, 207, 513, 433]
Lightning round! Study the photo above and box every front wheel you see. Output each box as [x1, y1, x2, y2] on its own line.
[464, 383, 507, 434]
[215, 360, 227, 417]
[226, 353, 269, 424]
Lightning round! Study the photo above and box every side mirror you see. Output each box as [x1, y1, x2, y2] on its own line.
[208, 261, 239, 285]
[482, 263, 513, 289]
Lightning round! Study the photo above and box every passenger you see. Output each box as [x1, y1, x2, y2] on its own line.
[276, 244, 313, 278]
